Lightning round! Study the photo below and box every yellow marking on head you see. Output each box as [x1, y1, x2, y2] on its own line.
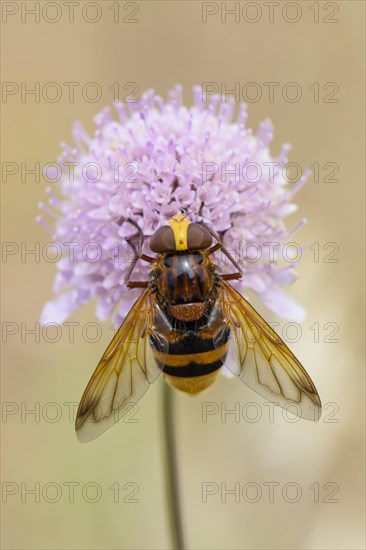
[168, 214, 190, 250]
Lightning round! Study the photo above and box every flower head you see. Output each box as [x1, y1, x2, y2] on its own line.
[39, 85, 308, 325]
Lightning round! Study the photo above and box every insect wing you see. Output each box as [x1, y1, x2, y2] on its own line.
[217, 280, 322, 420]
[76, 289, 168, 442]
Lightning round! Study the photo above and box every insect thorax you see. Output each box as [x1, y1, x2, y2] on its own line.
[151, 251, 216, 322]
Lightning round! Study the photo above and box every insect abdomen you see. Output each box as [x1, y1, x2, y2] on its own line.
[151, 325, 230, 394]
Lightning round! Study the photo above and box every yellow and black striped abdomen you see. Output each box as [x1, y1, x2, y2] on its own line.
[151, 324, 231, 394]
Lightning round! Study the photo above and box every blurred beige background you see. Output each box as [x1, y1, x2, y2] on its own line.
[1, 1, 365, 549]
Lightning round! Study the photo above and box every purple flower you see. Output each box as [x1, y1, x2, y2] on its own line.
[39, 85, 309, 326]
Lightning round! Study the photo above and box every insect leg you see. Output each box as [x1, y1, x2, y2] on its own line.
[116, 216, 155, 263]
[116, 218, 153, 288]
[221, 272, 242, 281]
[123, 238, 150, 288]
[201, 221, 243, 277]
[126, 282, 149, 288]
[207, 242, 222, 254]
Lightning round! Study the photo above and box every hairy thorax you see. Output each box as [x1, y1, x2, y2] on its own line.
[152, 252, 215, 322]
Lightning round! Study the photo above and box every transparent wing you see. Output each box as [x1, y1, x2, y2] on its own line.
[76, 289, 168, 442]
[217, 280, 322, 420]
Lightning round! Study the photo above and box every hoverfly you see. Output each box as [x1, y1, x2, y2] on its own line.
[76, 214, 321, 442]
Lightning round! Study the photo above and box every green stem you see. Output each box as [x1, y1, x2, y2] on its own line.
[162, 381, 186, 550]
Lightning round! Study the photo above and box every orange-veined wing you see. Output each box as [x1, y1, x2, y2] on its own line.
[217, 280, 322, 420]
[76, 289, 169, 442]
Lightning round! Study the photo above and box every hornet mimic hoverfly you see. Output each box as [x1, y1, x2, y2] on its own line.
[76, 214, 322, 442]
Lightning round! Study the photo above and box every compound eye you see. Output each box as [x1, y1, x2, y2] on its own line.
[187, 223, 212, 250]
[150, 226, 176, 253]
